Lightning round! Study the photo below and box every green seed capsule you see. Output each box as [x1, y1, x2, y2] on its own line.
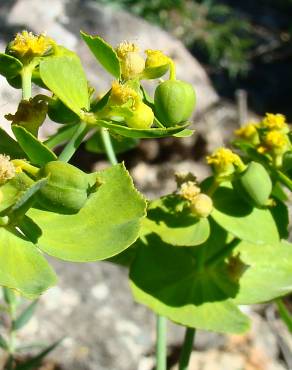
[37, 161, 89, 214]
[154, 80, 196, 127]
[236, 161, 272, 207]
[48, 96, 80, 124]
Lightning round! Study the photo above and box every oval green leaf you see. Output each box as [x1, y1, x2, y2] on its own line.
[0, 228, 57, 298]
[12, 125, 57, 166]
[130, 234, 250, 334]
[142, 195, 210, 246]
[0, 53, 23, 79]
[211, 185, 279, 244]
[81, 31, 121, 79]
[40, 54, 89, 115]
[0, 127, 26, 159]
[233, 240, 292, 305]
[95, 119, 190, 139]
[28, 164, 146, 261]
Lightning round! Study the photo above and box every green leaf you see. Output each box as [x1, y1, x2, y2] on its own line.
[12, 125, 57, 166]
[276, 299, 292, 333]
[0, 53, 23, 79]
[80, 31, 121, 79]
[211, 185, 279, 244]
[12, 300, 38, 331]
[14, 338, 62, 370]
[232, 240, 292, 305]
[0, 334, 9, 350]
[40, 54, 89, 115]
[0, 228, 57, 298]
[95, 119, 190, 139]
[11, 178, 47, 213]
[0, 127, 26, 159]
[28, 164, 146, 261]
[86, 130, 139, 154]
[173, 129, 194, 138]
[142, 195, 210, 246]
[0, 173, 34, 214]
[130, 234, 250, 334]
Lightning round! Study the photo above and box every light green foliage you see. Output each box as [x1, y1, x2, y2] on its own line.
[142, 195, 210, 246]
[0, 228, 57, 298]
[40, 53, 90, 115]
[28, 164, 146, 261]
[81, 31, 121, 78]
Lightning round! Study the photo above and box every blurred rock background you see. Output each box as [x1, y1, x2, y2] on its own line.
[0, 0, 291, 369]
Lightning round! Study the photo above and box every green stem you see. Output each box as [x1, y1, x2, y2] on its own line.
[100, 128, 118, 165]
[179, 327, 195, 370]
[276, 170, 292, 192]
[21, 66, 33, 100]
[58, 121, 88, 162]
[156, 315, 167, 370]
[276, 298, 292, 333]
[169, 60, 176, 80]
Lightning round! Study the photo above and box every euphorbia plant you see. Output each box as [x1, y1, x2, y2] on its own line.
[0, 30, 291, 370]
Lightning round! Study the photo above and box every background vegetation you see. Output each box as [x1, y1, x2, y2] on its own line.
[98, 0, 292, 119]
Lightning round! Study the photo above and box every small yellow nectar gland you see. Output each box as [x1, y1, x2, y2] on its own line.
[145, 49, 170, 68]
[116, 41, 145, 80]
[190, 193, 213, 218]
[0, 155, 15, 185]
[9, 31, 54, 59]
[261, 113, 288, 131]
[206, 148, 245, 175]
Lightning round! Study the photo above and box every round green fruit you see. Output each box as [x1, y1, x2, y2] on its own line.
[235, 161, 272, 207]
[37, 161, 89, 214]
[154, 80, 196, 127]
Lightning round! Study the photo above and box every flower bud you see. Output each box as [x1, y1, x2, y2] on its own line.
[190, 193, 213, 218]
[154, 80, 196, 127]
[234, 122, 259, 145]
[36, 161, 89, 214]
[0, 155, 15, 185]
[235, 161, 272, 207]
[116, 41, 145, 80]
[143, 49, 170, 79]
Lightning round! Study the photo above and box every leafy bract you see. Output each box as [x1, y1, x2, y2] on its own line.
[28, 164, 146, 261]
[12, 125, 57, 166]
[40, 53, 89, 115]
[142, 195, 210, 246]
[233, 241, 292, 305]
[211, 185, 279, 244]
[0, 228, 57, 298]
[0, 127, 26, 159]
[95, 119, 190, 139]
[0, 53, 23, 79]
[130, 234, 250, 334]
[81, 31, 121, 79]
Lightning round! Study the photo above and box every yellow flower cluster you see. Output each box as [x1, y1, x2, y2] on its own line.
[110, 81, 140, 109]
[261, 113, 288, 131]
[179, 181, 213, 218]
[115, 41, 170, 80]
[145, 49, 170, 68]
[0, 155, 15, 185]
[9, 31, 54, 59]
[206, 148, 244, 173]
[235, 122, 258, 140]
[258, 130, 289, 154]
